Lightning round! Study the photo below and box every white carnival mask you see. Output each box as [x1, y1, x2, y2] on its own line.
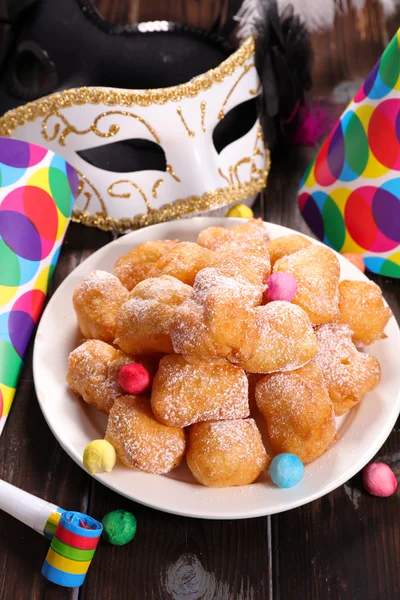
[0, 38, 269, 232]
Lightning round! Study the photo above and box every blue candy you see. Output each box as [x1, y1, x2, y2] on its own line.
[270, 453, 304, 488]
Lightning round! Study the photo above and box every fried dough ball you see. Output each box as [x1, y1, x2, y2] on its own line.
[73, 270, 129, 343]
[170, 268, 260, 363]
[314, 323, 381, 415]
[238, 301, 318, 373]
[187, 419, 268, 487]
[114, 275, 191, 355]
[266, 234, 312, 266]
[148, 241, 214, 285]
[255, 362, 336, 464]
[66, 340, 133, 414]
[105, 395, 186, 474]
[114, 240, 179, 291]
[339, 280, 392, 346]
[273, 245, 340, 325]
[212, 238, 271, 288]
[197, 218, 269, 250]
[151, 354, 249, 427]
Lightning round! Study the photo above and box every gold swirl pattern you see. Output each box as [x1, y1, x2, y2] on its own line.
[108, 180, 152, 212]
[75, 169, 107, 215]
[218, 168, 230, 185]
[177, 107, 195, 137]
[152, 179, 164, 199]
[233, 157, 251, 184]
[0, 38, 255, 137]
[200, 101, 206, 132]
[72, 163, 268, 233]
[249, 81, 262, 96]
[166, 164, 181, 182]
[251, 125, 265, 178]
[218, 63, 255, 120]
[41, 110, 160, 146]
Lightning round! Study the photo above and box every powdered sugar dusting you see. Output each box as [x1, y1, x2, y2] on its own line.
[241, 301, 318, 373]
[106, 396, 185, 474]
[188, 419, 268, 485]
[314, 323, 381, 414]
[274, 245, 340, 324]
[66, 339, 134, 413]
[151, 355, 249, 427]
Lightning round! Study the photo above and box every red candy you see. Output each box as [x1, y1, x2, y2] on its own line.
[119, 363, 151, 395]
[362, 462, 398, 497]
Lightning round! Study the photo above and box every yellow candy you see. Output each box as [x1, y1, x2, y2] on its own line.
[226, 204, 254, 218]
[83, 439, 116, 475]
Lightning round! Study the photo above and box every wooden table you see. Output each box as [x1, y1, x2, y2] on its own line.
[0, 2, 399, 599]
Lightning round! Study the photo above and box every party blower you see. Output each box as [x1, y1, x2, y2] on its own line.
[0, 479, 102, 587]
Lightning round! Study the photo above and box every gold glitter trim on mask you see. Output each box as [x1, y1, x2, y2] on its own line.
[177, 107, 195, 137]
[71, 160, 268, 232]
[200, 101, 206, 132]
[0, 38, 255, 134]
[42, 109, 160, 146]
[152, 179, 164, 199]
[218, 63, 255, 120]
[166, 164, 181, 182]
[108, 180, 152, 212]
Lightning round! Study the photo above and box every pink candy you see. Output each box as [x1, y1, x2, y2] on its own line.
[342, 253, 365, 273]
[119, 363, 151, 395]
[264, 272, 298, 303]
[362, 462, 398, 497]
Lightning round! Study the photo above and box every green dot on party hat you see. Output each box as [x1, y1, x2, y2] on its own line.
[0, 240, 20, 286]
[49, 168, 73, 217]
[379, 32, 399, 90]
[0, 339, 23, 388]
[322, 195, 345, 251]
[344, 112, 368, 176]
[101, 509, 137, 546]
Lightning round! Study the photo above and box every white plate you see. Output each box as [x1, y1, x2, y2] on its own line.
[33, 218, 400, 519]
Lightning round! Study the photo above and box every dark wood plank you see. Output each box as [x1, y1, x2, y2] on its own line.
[273, 430, 400, 600]
[80, 483, 272, 600]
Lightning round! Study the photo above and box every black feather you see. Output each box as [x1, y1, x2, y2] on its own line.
[253, 1, 313, 152]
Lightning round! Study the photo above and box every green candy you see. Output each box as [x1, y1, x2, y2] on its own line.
[101, 509, 137, 546]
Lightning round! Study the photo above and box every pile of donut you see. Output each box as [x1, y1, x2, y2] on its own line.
[66, 219, 392, 488]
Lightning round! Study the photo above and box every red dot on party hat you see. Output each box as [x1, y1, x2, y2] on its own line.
[119, 363, 151, 395]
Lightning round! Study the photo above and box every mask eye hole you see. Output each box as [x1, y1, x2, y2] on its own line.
[9, 41, 57, 100]
[212, 97, 258, 154]
[77, 139, 167, 173]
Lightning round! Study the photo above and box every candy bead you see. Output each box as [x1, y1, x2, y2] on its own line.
[226, 204, 254, 218]
[270, 453, 304, 488]
[342, 253, 365, 273]
[119, 363, 151, 395]
[83, 440, 116, 475]
[362, 462, 398, 497]
[102, 509, 137, 546]
[264, 272, 298, 302]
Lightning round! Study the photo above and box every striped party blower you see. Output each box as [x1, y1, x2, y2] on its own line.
[0, 479, 102, 587]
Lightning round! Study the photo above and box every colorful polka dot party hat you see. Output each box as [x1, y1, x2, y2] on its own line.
[299, 29, 400, 278]
[0, 137, 78, 435]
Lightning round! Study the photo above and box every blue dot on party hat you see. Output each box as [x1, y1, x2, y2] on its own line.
[270, 453, 304, 488]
